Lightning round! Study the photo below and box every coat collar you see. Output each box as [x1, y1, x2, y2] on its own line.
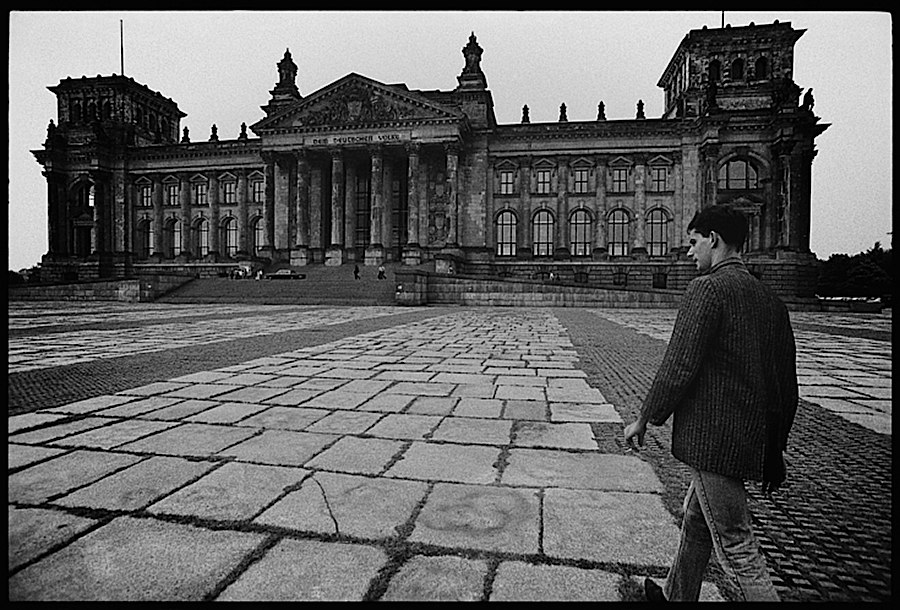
[708, 257, 746, 275]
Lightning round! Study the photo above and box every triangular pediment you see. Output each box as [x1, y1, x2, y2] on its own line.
[252, 73, 465, 132]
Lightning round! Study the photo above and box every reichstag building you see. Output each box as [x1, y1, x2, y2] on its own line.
[32, 20, 828, 301]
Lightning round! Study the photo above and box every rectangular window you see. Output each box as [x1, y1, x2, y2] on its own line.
[166, 184, 179, 206]
[650, 167, 668, 192]
[139, 185, 152, 207]
[251, 180, 264, 204]
[611, 168, 628, 193]
[499, 170, 514, 195]
[223, 182, 237, 204]
[193, 183, 208, 205]
[573, 168, 589, 194]
[536, 169, 551, 194]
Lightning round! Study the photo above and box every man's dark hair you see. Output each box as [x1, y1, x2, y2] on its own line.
[687, 205, 748, 248]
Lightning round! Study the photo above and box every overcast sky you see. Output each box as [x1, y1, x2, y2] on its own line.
[8, 10, 892, 271]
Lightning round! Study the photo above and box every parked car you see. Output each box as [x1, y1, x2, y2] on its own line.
[265, 268, 306, 280]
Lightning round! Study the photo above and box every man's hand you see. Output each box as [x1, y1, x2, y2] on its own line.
[623, 419, 647, 452]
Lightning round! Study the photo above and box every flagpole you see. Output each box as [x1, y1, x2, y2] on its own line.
[120, 19, 124, 75]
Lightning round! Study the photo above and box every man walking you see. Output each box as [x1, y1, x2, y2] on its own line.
[624, 205, 798, 602]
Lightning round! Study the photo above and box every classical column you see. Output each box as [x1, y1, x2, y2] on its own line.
[179, 173, 191, 257]
[632, 161, 647, 256]
[345, 160, 357, 252]
[152, 176, 164, 257]
[445, 143, 459, 246]
[291, 150, 310, 266]
[208, 172, 220, 258]
[672, 160, 684, 253]
[263, 153, 276, 256]
[403, 142, 421, 264]
[594, 158, 607, 255]
[382, 156, 394, 256]
[274, 154, 294, 252]
[326, 149, 345, 265]
[44, 171, 65, 255]
[555, 158, 569, 256]
[237, 170, 249, 255]
[366, 145, 385, 266]
[520, 158, 532, 254]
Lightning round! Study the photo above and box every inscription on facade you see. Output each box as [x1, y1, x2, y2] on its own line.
[307, 132, 411, 146]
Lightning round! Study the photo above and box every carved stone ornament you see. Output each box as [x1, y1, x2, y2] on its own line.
[301, 84, 419, 127]
[427, 194, 450, 245]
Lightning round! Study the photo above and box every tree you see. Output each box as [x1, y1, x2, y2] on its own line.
[817, 241, 893, 300]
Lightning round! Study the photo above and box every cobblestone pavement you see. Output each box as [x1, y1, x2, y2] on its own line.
[7, 302, 891, 601]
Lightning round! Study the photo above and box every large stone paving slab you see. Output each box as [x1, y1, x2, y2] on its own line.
[385, 442, 500, 484]
[430, 417, 514, 445]
[54, 455, 218, 511]
[409, 483, 540, 554]
[234, 405, 330, 430]
[9, 516, 265, 601]
[255, 472, 427, 538]
[9, 416, 116, 445]
[542, 488, 679, 566]
[51, 418, 179, 450]
[8, 506, 98, 572]
[8, 443, 67, 471]
[501, 449, 663, 492]
[216, 429, 338, 466]
[303, 436, 406, 474]
[513, 421, 598, 450]
[489, 561, 620, 601]
[116, 422, 258, 457]
[9, 449, 142, 504]
[216, 538, 387, 601]
[146, 461, 307, 521]
[381, 555, 488, 601]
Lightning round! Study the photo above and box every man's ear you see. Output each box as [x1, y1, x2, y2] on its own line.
[708, 231, 720, 248]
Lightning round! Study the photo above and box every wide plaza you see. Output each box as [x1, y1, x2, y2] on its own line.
[8, 302, 891, 601]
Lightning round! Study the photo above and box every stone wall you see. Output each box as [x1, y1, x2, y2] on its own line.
[8, 274, 193, 303]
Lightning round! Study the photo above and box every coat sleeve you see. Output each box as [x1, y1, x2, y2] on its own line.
[775, 312, 799, 450]
[641, 278, 721, 426]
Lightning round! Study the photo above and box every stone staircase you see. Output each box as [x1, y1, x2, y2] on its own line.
[156, 263, 401, 305]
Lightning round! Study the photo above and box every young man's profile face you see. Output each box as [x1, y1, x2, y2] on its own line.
[687, 229, 714, 272]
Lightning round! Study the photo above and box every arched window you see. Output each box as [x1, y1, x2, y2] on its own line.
[569, 209, 592, 257]
[136, 220, 153, 259]
[223, 218, 238, 257]
[496, 210, 517, 257]
[647, 209, 669, 256]
[532, 209, 554, 257]
[731, 58, 744, 80]
[196, 218, 209, 257]
[164, 219, 182, 258]
[709, 59, 721, 83]
[754, 56, 768, 80]
[607, 209, 629, 256]
[252, 217, 265, 254]
[718, 159, 759, 190]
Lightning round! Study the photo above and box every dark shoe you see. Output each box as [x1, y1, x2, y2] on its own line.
[644, 577, 667, 602]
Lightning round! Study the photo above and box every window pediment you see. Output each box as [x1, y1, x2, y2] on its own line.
[218, 172, 238, 182]
[648, 155, 673, 166]
[608, 156, 633, 167]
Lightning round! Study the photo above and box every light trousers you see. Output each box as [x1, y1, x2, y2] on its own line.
[664, 468, 779, 601]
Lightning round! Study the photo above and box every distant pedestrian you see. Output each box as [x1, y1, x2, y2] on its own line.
[377, 264, 386, 280]
[354, 264, 360, 280]
[624, 205, 798, 602]
[255, 269, 262, 280]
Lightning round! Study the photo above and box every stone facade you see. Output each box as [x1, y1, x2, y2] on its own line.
[32, 22, 828, 300]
